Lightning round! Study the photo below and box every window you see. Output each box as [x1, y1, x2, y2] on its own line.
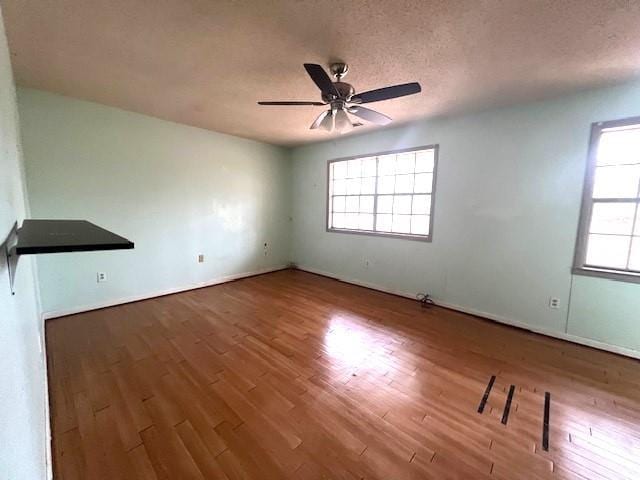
[327, 146, 438, 241]
[574, 118, 640, 282]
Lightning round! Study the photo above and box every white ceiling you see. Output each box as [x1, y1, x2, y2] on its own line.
[3, 0, 640, 146]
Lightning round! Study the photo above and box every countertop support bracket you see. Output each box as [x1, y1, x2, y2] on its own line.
[3, 222, 19, 296]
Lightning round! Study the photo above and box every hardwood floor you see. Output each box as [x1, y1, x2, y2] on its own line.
[47, 269, 640, 479]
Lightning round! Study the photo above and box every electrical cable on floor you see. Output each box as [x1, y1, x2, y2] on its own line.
[416, 292, 434, 308]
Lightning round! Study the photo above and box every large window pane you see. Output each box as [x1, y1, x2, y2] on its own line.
[592, 165, 640, 198]
[360, 195, 374, 213]
[411, 215, 430, 235]
[333, 162, 347, 179]
[345, 196, 359, 212]
[333, 178, 346, 195]
[332, 196, 346, 212]
[346, 178, 361, 195]
[378, 175, 395, 194]
[412, 195, 431, 214]
[361, 157, 377, 177]
[361, 177, 375, 194]
[359, 214, 374, 231]
[598, 128, 640, 166]
[393, 195, 412, 214]
[347, 159, 361, 178]
[378, 154, 396, 175]
[345, 213, 359, 229]
[376, 213, 392, 232]
[589, 202, 636, 235]
[629, 238, 640, 271]
[333, 213, 345, 228]
[415, 150, 434, 172]
[392, 214, 411, 233]
[377, 196, 393, 213]
[395, 174, 414, 193]
[414, 173, 433, 193]
[396, 152, 415, 174]
[585, 234, 631, 269]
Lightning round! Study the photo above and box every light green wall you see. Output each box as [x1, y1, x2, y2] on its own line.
[0, 7, 48, 480]
[17, 79, 640, 357]
[290, 81, 640, 355]
[568, 275, 640, 352]
[18, 88, 291, 316]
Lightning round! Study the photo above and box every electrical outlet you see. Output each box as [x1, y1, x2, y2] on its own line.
[364, 259, 370, 269]
[263, 242, 269, 256]
[549, 297, 560, 309]
[97, 272, 107, 283]
[198, 254, 205, 263]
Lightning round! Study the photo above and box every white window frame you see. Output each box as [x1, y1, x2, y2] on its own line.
[573, 117, 640, 283]
[326, 145, 439, 242]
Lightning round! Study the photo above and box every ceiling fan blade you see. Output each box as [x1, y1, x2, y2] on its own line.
[303, 64, 339, 97]
[351, 82, 421, 104]
[347, 106, 392, 125]
[258, 101, 325, 106]
[310, 110, 330, 129]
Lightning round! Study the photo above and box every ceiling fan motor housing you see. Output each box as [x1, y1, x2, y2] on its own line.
[322, 81, 355, 103]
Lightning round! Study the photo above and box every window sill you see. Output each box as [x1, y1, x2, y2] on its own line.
[327, 227, 432, 242]
[572, 266, 640, 285]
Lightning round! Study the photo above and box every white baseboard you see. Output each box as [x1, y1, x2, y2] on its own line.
[42, 265, 289, 320]
[42, 262, 640, 361]
[42, 328, 52, 480]
[294, 265, 640, 361]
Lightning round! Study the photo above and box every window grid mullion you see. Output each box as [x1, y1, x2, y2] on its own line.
[624, 176, 640, 268]
[372, 157, 379, 232]
[596, 161, 640, 167]
[591, 197, 640, 203]
[329, 164, 334, 229]
[391, 167, 397, 231]
[587, 231, 636, 237]
[410, 158, 416, 230]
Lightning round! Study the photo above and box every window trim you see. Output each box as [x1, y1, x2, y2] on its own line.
[572, 116, 640, 284]
[325, 144, 439, 242]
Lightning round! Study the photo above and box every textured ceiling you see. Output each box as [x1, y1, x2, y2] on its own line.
[3, 0, 640, 146]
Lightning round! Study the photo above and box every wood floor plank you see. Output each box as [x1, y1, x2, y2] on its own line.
[174, 420, 230, 479]
[128, 444, 159, 480]
[140, 397, 205, 480]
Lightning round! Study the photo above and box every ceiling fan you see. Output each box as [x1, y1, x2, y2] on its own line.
[257, 63, 421, 133]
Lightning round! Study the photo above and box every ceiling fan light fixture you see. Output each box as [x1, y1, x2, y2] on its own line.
[334, 109, 352, 133]
[319, 110, 334, 131]
[310, 110, 329, 129]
